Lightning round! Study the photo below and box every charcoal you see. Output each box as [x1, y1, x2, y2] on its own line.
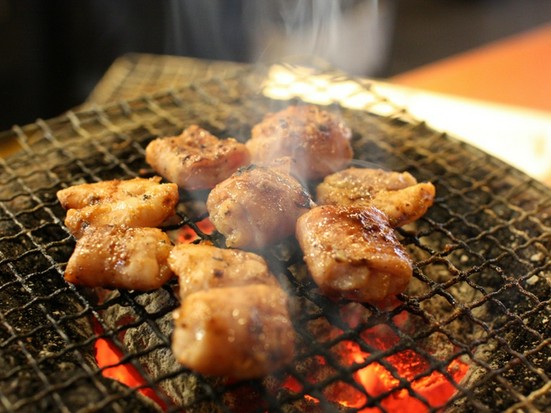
[0, 274, 158, 412]
[3, 367, 161, 413]
[101, 288, 231, 411]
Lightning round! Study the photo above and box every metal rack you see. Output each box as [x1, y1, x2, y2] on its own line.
[0, 57, 549, 412]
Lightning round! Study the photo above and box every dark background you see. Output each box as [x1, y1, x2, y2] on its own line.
[1, 0, 551, 131]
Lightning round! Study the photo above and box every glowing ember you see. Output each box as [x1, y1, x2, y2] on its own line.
[95, 337, 143, 386]
[177, 217, 215, 244]
[93, 218, 214, 409]
[93, 217, 214, 409]
[349, 342, 469, 412]
[95, 335, 166, 409]
[284, 311, 469, 412]
[96, 219, 467, 412]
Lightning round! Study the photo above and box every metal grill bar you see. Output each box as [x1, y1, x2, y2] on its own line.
[0, 60, 549, 412]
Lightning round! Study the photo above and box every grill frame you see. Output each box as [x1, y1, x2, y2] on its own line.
[0, 60, 549, 413]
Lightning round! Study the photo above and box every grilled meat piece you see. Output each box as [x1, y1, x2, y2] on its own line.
[145, 125, 251, 190]
[317, 167, 417, 202]
[57, 176, 174, 209]
[172, 284, 295, 379]
[296, 205, 413, 303]
[64, 225, 174, 291]
[369, 183, 436, 227]
[316, 167, 435, 227]
[206, 164, 313, 249]
[246, 105, 353, 180]
[57, 177, 179, 237]
[168, 243, 278, 300]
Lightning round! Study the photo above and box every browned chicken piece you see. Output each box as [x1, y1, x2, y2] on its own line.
[57, 176, 171, 209]
[64, 225, 174, 290]
[317, 167, 417, 203]
[168, 243, 278, 300]
[316, 167, 435, 227]
[206, 165, 313, 249]
[370, 183, 436, 227]
[296, 205, 413, 303]
[172, 284, 296, 379]
[57, 177, 179, 237]
[145, 125, 251, 190]
[246, 105, 353, 180]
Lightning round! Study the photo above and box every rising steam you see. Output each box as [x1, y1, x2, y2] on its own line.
[164, 0, 394, 76]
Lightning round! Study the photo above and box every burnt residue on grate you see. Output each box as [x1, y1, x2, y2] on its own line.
[1, 64, 550, 412]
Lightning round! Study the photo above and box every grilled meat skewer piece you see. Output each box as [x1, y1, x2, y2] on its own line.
[316, 167, 435, 227]
[168, 243, 278, 300]
[145, 125, 251, 190]
[246, 105, 353, 180]
[296, 205, 413, 303]
[172, 284, 295, 380]
[206, 164, 313, 249]
[64, 225, 174, 290]
[57, 177, 178, 238]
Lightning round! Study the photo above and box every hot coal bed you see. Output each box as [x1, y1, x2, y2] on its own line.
[0, 64, 549, 413]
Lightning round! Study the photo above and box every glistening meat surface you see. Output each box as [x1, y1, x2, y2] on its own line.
[168, 243, 279, 300]
[206, 164, 313, 249]
[172, 284, 296, 380]
[296, 205, 413, 303]
[246, 105, 353, 180]
[64, 225, 174, 291]
[169, 243, 296, 378]
[145, 125, 250, 190]
[57, 177, 178, 238]
[316, 167, 435, 227]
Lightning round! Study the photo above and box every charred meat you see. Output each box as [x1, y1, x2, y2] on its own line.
[296, 205, 413, 303]
[57, 176, 175, 209]
[57, 177, 178, 237]
[206, 164, 313, 249]
[170, 243, 295, 379]
[369, 183, 436, 227]
[64, 225, 174, 291]
[246, 105, 353, 180]
[172, 284, 295, 380]
[316, 167, 435, 227]
[145, 125, 251, 190]
[168, 243, 278, 300]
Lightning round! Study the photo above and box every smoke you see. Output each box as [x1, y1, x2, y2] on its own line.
[164, 0, 394, 76]
[248, 0, 394, 76]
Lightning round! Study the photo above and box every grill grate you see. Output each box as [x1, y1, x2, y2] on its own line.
[0, 61, 550, 413]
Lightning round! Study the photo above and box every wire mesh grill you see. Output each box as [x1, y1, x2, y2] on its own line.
[0, 61, 550, 413]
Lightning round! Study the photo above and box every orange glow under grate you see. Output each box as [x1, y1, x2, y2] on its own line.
[94, 219, 216, 410]
[349, 343, 468, 412]
[95, 336, 166, 409]
[95, 222, 468, 412]
[285, 311, 469, 412]
[177, 217, 215, 244]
